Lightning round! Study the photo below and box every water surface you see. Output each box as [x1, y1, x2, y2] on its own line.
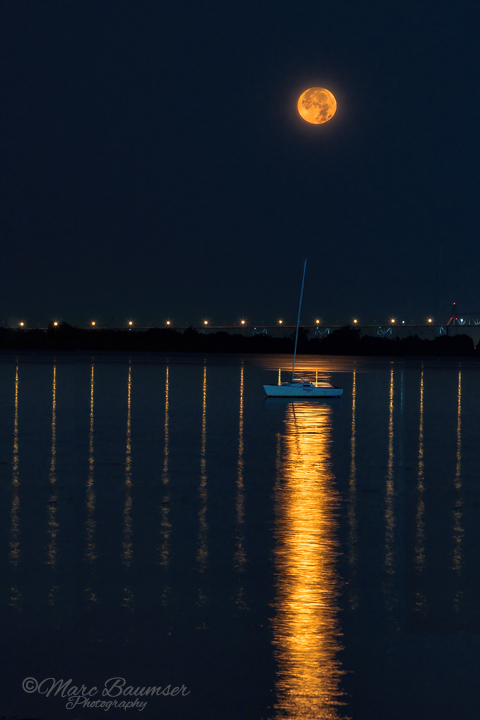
[1, 352, 480, 719]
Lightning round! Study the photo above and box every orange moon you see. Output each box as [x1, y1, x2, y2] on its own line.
[297, 87, 337, 124]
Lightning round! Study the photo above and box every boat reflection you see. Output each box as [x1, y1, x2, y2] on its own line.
[273, 400, 346, 719]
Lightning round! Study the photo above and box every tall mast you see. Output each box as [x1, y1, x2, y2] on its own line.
[291, 258, 307, 382]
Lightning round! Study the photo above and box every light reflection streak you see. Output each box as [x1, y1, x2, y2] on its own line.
[159, 364, 171, 585]
[47, 364, 59, 605]
[414, 368, 426, 614]
[347, 369, 358, 609]
[47, 365, 58, 566]
[452, 368, 463, 610]
[197, 364, 208, 602]
[122, 363, 133, 608]
[234, 365, 246, 605]
[10, 364, 20, 568]
[9, 364, 21, 608]
[384, 366, 396, 612]
[85, 363, 97, 564]
[273, 401, 345, 719]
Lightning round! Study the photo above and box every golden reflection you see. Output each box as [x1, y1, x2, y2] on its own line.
[85, 363, 97, 564]
[274, 431, 282, 495]
[85, 588, 98, 609]
[197, 364, 208, 600]
[47, 365, 58, 571]
[123, 364, 133, 568]
[273, 401, 345, 719]
[347, 369, 358, 609]
[9, 585, 21, 610]
[234, 365, 246, 604]
[159, 364, 171, 576]
[9, 364, 21, 608]
[414, 368, 426, 614]
[10, 364, 20, 568]
[125, 363, 132, 488]
[415, 369, 425, 568]
[122, 586, 134, 611]
[384, 366, 396, 610]
[12, 364, 19, 486]
[452, 369, 463, 610]
[162, 365, 170, 484]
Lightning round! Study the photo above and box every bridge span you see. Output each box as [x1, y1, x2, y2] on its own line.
[192, 323, 480, 344]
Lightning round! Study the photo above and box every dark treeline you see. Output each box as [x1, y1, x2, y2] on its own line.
[0, 324, 478, 356]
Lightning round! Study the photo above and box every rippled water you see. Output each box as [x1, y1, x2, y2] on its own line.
[1, 352, 480, 719]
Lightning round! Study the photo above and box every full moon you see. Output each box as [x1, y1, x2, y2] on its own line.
[297, 87, 337, 125]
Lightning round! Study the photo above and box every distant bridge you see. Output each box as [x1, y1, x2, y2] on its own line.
[193, 322, 480, 344]
[11, 310, 480, 345]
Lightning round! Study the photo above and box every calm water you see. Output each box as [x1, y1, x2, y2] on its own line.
[1, 352, 480, 719]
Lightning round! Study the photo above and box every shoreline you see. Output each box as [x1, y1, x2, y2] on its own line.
[0, 324, 478, 357]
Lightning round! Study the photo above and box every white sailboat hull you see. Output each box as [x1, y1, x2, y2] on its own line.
[263, 259, 344, 399]
[263, 382, 343, 398]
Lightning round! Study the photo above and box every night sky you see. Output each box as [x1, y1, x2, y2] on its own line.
[1, 1, 479, 328]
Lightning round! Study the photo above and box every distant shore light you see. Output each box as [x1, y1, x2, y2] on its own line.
[278, 319, 283, 325]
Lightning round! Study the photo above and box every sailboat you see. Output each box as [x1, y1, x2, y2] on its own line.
[263, 259, 343, 398]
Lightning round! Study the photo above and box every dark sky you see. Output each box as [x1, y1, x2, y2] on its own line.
[1, 1, 479, 328]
